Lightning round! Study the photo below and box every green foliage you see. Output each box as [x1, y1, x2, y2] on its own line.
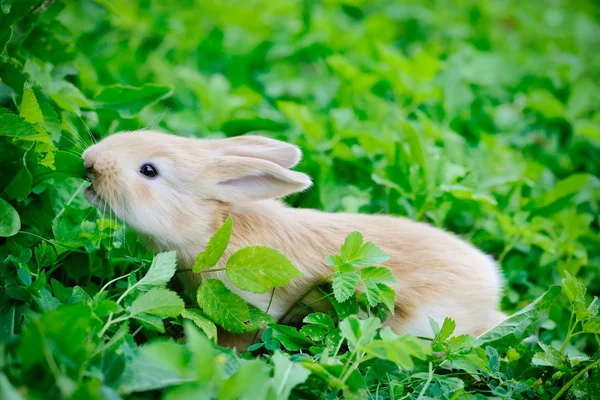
[1, 0, 599, 399]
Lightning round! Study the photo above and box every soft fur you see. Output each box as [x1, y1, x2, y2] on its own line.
[83, 130, 506, 349]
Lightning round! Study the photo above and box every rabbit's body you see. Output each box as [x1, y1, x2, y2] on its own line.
[83, 130, 506, 349]
[173, 199, 505, 339]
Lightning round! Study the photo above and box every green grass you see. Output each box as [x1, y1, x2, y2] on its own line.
[1, 0, 600, 399]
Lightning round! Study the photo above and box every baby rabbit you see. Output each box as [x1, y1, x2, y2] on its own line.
[83, 130, 506, 347]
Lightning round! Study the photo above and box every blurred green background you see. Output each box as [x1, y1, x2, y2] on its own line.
[1, 0, 600, 398]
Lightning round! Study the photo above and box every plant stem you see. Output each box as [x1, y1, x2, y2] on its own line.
[98, 269, 138, 295]
[417, 361, 434, 399]
[201, 267, 227, 273]
[279, 273, 334, 322]
[559, 310, 576, 353]
[551, 358, 600, 400]
[287, 293, 332, 323]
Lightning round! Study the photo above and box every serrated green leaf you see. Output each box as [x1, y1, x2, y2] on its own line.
[226, 246, 302, 294]
[363, 280, 380, 307]
[20, 87, 43, 124]
[340, 231, 364, 262]
[0, 113, 50, 142]
[377, 284, 396, 315]
[583, 316, 600, 334]
[340, 232, 389, 267]
[129, 287, 184, 317]
[193, 215, 232, 272]
[138, 251, 177, 287]
[181, 308, 218, 341]
[360, 266, 396, 284]
[332, 264, 359, 303]
[35, 242, 56, 268]
[196, 279, 251, 333]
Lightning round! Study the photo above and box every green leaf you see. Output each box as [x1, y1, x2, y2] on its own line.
[332, 264, 359, 302]
[582, 316, 600, 334]
[129, 287, 184, 317]
[4, 145, 34, 201]
[183, 321, 215, 382]
[133, 313, 165, 333]
[268, 352, 310, 399]
[270, 324, 314, 351]
[362, 332, 431, 370]
[226, 246, 302, 294]
[218, 360, 269, 400]
[0, 198, 20, 237]
[247, 305, 277, 330]
[141, 340, 188, 375]
[138, 251, 178, 287]
[353, 241, 390, 266]
[181, 308, 218, 341]
[340, 232, 389, 266]
[363, 280, 380, 307]
[93, 84, 173, 118]
[478, 286, 562, 351]
[377, 284, 396, 315]
[303, 312, 335, 331]
[20, 86, 43, 124]
[340, 232, 364, 262]
[17, 267, 31, 286]
[0, 113, 50, 142]
[300, 325, 328, 341]
[431, 317, 456, 351]
[339, 315, 381, 351]
[193, 215, 232, 272]
[35, 242, 56, 268]
[196, 279, 251, 333]
[360, 267, 396, 284]
[119, 347, 191, 394]
[531, 174, 599, 216]
[532, 342, 570, 371]
[562, 271, 589, 321]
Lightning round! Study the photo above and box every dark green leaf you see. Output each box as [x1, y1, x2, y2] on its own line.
[196, 279, 251, 333]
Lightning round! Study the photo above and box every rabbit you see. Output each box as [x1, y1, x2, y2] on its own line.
[82, 130, 507, 349]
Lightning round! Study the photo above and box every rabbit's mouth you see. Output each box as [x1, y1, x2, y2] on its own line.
[84, 184, 100, 206]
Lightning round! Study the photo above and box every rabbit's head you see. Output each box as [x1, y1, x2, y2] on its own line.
[82, 130, 311, 247]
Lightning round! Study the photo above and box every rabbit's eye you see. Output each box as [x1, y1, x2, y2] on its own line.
[140, 164, 158, 179]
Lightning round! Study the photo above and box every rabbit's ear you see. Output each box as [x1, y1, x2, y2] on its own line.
[206, 155, 311, 203]
[199, 135, 302, 168]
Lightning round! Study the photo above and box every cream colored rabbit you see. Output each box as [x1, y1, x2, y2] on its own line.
[83, 130, 506, 348]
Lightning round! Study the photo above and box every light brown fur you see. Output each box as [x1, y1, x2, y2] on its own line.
[83, 130, 506, 350]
